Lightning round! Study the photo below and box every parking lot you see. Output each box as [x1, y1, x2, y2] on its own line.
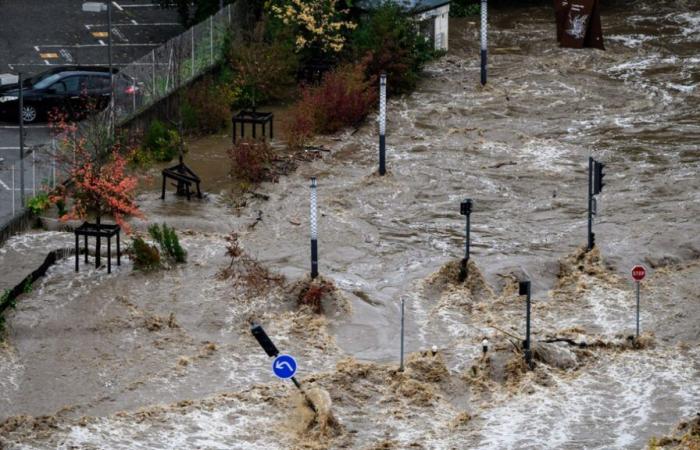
[0, 0, 184, 223]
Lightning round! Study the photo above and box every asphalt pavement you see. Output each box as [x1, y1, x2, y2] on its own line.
[0, 0, 185, 224]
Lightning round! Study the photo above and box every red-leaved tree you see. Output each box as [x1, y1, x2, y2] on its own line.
[50, 107, 142, 233]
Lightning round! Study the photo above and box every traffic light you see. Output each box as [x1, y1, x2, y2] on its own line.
[593, 161, 606, 195]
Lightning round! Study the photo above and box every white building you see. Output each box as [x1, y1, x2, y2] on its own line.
[356, 0, 451, 51]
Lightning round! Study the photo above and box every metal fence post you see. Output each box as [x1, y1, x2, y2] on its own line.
[209, 16, 214, 66]
[191, 27, 195, 77]
[32, 149, 36, 196]
[19, 72, 25, 207]
[11, 164, 15, 216]
[151, 50, 156, 98]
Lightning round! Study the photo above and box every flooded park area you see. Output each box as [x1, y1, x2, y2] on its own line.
[1, 0, 699, 448]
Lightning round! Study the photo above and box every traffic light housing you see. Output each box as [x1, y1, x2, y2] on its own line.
[518, 280, 531, 296]
[460, 199, 473, 216]
[593, 161, 605, 195]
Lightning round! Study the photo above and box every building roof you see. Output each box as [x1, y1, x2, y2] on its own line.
[355, 0, 450, 14]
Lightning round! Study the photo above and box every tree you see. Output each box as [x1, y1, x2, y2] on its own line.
[159, 0, 233, 27]
[50, 107, 142, 237]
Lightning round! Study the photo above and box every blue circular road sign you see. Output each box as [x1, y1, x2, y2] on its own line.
[272, 354, 297, 379]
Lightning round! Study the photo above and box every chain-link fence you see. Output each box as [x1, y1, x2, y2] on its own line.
[1, 5, 236, 239]
[113, 4, 234, 125]
[0, 142, 59, 231]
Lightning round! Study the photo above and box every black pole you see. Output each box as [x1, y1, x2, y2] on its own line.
[587, 156, 594, 251]
[459, 199, 472, 282]
[379, 134, 386, 175]
[519, 280, 533, 369]
[525, 282, 532, 369]
[19, 72, 25, 208]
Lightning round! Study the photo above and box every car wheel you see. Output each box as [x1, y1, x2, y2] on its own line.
[22, 105, 38, 123]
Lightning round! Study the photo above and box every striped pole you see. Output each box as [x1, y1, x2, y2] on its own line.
[378, 72, 387, 175]
[480, 0, 488, 85]
[310, 177, 318, 278]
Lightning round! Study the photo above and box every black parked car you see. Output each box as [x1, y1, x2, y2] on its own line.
[0, 66, 139, 123]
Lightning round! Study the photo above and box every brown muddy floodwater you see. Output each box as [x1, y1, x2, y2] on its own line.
[1, 1, 699, 449]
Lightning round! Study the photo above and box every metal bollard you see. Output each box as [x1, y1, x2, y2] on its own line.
[310, 177, 318, 278]
[480, 0, 488, 85]
[379, 72, 387, 175]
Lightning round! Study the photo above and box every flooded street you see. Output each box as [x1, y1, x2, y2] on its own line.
[1, 0, 699, 448]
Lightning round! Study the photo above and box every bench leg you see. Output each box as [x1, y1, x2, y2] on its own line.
[107, 237, 112, 274]
[270, 118, 274, 140]
[84, 235, 88, 263]
[161, 174, 166, 199]
[75, 233, 79, 272]
[117, 232, 121, 266]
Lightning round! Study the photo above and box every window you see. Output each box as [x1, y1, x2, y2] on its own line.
[88, 76, 110, 91]
[61, 76, 83, 93]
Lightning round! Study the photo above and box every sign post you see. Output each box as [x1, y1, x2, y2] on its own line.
[378, 73, 387, 175]
[519, 280, 533, 369]
[459, 199, 473, 282]
[631, 265, 646, 338]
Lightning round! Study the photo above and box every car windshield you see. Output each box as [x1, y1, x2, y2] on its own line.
[33, 74, 63, 89]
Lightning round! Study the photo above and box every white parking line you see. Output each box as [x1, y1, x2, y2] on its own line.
[44, 60, 50, 65]
[33, 46, 40, 51]
[120, 3, 157, 7]
[112, 1, 124, 11]
[0, 178, 10, 191]
[0, 125, 49, 129]
[99, 40, 106, 46]
[131, 19, 138, 25]
[0, 147, 21, 150]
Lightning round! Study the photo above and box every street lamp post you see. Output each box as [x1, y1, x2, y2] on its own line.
[82, 2, 113, 134]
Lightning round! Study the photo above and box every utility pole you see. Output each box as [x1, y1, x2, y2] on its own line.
[587, 156, 606, 251]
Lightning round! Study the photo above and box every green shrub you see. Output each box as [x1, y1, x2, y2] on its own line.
[148, 223, 187, 263]
[130, 236, 161, 271]
[450, 1, 480, 17]
[27, 192, 51, 215]
[350, 3, 436, 95]
[55, 198, 67, 217]
[143, 120, 180, 162]
[182, 76, 239, 134]
[228, 138, 274, 184]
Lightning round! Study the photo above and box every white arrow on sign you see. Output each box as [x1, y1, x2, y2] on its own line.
[275, 361, 293, 372]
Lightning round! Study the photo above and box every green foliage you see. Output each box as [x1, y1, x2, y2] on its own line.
[350, 2, 436, 94]
[0, 289, 12, 309]
[182, 75, 239, 134]
[27, 192, 51, 215]
[22, 279, 33, 294]
[130, 237, 161, 271]
[55, 198, 67, 217]
[143, 120, 180, 162]
[227, 23, 299, 109]
[148, 223, 187, 263]
[450, 0, 480, 17]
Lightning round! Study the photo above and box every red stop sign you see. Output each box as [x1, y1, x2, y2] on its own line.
[632, 265, 646, 281]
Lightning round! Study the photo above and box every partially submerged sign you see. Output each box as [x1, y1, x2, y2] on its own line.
[554, 0, 605, 50]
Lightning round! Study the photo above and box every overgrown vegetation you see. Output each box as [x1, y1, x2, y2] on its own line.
[183, 73, 240, 133]
[349, 2, 436, 95]
[227, 138, 275, 185]
[218, 232, 284, 295]
[27, 192, 51, 215]
[450, 0, 481, 17]
[148, 223, 187, 263]
[130, 236, 161, 271]
[142, 120, 180, 162]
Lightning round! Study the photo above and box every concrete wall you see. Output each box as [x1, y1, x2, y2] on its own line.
[417, 4, 451, 51]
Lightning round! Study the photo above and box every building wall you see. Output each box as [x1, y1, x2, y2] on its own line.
[417, 4, 450, 51]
